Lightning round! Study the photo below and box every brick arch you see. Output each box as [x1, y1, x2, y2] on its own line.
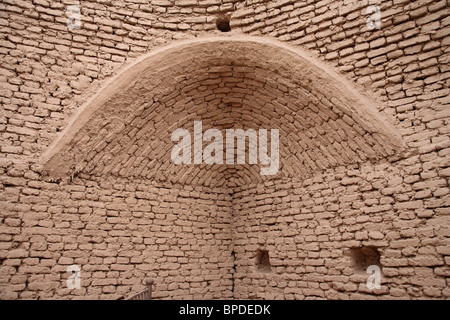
[39, 36, 406, 187]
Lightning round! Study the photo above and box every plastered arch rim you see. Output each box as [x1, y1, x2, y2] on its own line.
[39, 35, 407, 177]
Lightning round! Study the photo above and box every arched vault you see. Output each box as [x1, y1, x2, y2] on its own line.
[40, 36, 406, 187]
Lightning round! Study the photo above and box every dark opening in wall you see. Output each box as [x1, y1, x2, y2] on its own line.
[255, 249, 271, 273]
[216, 15, 231, 32]
[350, 247, 381, 274]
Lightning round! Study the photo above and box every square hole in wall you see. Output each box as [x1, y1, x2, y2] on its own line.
[350, 247, 381, 274]
[255, 249, 272, 273]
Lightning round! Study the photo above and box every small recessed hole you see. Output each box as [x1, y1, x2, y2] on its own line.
[216, 15, 231, 32]
[255, 249, 271, 273]
[350, 247, 381, 274]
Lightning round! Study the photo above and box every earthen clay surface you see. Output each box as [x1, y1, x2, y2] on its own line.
[0, 0, 449, 300]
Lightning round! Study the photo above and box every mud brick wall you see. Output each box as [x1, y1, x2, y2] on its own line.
[0, 174, 233, 299]
[233, 162, 448, 299]
[0, 0, 449, 299]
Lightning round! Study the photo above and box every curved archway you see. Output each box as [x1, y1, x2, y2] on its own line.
[40, 36, 406, 187]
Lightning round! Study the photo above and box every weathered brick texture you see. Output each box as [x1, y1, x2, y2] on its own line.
[0, 0, 449, 299]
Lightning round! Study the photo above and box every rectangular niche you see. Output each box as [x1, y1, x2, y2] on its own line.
[350, 246, 381, 274]
[255, 249, 272, 273]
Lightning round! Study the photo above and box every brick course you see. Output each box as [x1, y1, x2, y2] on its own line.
[0, 0, 449, 300]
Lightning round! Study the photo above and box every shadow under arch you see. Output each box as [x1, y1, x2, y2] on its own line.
[39, 35, 407, 187]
